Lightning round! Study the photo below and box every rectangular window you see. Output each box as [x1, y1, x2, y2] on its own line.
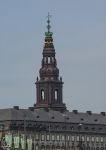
[87, 136, 90, 142]
[52, 135, 55, 141]
[67, 135, 70, 141]
[61, 135, 65, 141]
[41, 134, 45, 141]
[101, 137, 104, 142]
[76, 136, 79, 141]
[56, 135, 60, 141]
[35, 146, 39, 150]
[91, 137, 95, 142]
[46, 134, 50, 141]
[81, 136, 85, 141]
[35, 134, 39, 140]
[71, 136, 75, 141]
[96, 137, 99, 142]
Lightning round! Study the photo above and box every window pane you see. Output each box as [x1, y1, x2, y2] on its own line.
[46, 134, 50, 141]
[35, 134, 39, 140]
[96, 137, 99, 142]
[48, 57, 50, 63]
[41, 90, 44, 100]
[35, 145, 39, 150]
[87, 136, 90, 142]
[91, 137, 95, 142]
[77, 136, 79, 141]
[52, 57, 54, 63]
[67, 135, 70, 141]
[101, 137, 103, 142]
[56, 135, 60, 141]
[41, 134, 45, 141]
[44, 57, 46, 63]
[61, 135, 65, 141]
[55, 90, 58, 100]
[71, 136, 75, 141]
[52, 135, 55, 141]
[81, 136, 85, 141]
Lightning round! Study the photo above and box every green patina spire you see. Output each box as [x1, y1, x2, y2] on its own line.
[45, 12, 53, 37]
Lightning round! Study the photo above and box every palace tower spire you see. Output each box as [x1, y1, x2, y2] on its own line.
[35, 14, 66, 112]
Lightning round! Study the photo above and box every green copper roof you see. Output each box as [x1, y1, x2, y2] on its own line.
[45, 31, 53, 37]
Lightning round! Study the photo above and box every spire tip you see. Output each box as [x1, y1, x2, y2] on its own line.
[45, 13, 53, 37]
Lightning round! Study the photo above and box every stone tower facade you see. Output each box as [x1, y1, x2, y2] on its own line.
[35, 15, 66, 112]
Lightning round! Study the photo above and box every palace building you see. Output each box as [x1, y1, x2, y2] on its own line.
[0, 15, 106, 150]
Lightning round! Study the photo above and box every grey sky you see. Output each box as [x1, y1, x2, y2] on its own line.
[0, 0, 106, 113]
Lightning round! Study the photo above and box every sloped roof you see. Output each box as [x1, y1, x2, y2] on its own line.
[0, 108, 106, 125]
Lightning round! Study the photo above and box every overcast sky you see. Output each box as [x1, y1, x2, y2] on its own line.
[0, 0, 106, 113]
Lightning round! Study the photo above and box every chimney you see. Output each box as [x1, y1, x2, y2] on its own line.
[101, 112, 106, 116]
[13, 106, 19, 110]
[73, 110, 78, 114]
[86, 111, 92, 115]
[29, 107, 34, 111]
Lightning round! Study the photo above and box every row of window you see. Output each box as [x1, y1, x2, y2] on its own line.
[34, 145, 106, 150]
[41, 89, 58, 101]
[35, 133, 105, 143]
[43, 57, 55, 64]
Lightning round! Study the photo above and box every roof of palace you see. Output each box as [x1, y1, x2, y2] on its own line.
[0, 107, 106, 125]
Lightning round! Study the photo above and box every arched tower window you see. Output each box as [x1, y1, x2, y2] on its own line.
[55, 89, 58, 101]
[44, 57, 46, 63]
[52, 57, 54, 63]
[48, 57, 50, 64]
[41, 89, 45, 100]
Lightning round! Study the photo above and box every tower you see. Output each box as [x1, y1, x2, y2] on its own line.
[35, 14, 66, 112]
